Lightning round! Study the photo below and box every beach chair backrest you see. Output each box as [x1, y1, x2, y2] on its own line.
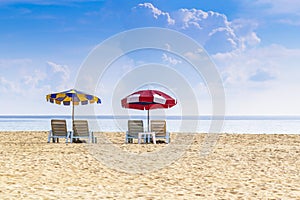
[128, 120, 143, 137]
[73, 120, 89, 137]
[51, 119, 68, 136]
[151, 120, 166, 137]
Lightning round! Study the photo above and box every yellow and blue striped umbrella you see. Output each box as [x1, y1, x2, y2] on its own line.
[46, 89, 101, 106]
[46, 89, 101, 125]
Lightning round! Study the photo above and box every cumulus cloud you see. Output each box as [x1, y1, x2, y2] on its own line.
[231, 19, 261, 49]
[134, 3, 175, 25]
[130, 3, 261, 54]
[175, 9, 230, 30]
[174, 8, 261, 53]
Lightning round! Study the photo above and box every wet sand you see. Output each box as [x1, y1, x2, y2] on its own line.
[0, 131, 299, 199]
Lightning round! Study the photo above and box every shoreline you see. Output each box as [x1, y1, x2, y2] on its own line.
[1, 130, 300, 134]
[0, 131, 299, 199]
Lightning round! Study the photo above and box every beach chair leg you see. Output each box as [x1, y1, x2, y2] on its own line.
[138, 134, 141, 144]
[146, 134, 149, 143]
[91, 132, 95, 143]
[152, 133, 156, 144]
[125, 133, 129, 143]
[166, 134, 170, 144]
[88, 132, 92, 143]
[66, 132, 70, 144]
[144, 134, 150, 143]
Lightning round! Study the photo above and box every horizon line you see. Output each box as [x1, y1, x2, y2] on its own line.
[0, 115, 300, 120]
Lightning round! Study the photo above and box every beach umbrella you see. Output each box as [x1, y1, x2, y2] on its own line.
[121, 90, 176, 131]
[46, 89, 101, 128]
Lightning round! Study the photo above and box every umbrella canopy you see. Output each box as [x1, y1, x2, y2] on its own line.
[46, 89, 101, 128]
[121, 90, 176, 131]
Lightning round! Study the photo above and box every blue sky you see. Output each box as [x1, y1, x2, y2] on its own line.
[0, 0, 300, 116]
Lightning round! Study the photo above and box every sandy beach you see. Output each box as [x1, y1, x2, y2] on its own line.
[0, 131, 299, 199]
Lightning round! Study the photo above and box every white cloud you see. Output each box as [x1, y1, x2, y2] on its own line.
[231, 19, 261, 49]
[211, 44, 300, 115]
[176, 9, 230, 30]
[0, 59, 71, 96]
[47, 61, 70, 81]
[175, 8, 209, 29]
[136, 3, 175, 25]
[0, 59, 75, 114]
[174, 9, 261, 53]
[131, 5, 261, 54]
[45, 61, 74, 92]
[212, 47, 281, 88]
[162, 53, 182, 65]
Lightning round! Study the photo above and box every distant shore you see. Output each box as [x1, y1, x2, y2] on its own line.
[0, 131, 299, 199]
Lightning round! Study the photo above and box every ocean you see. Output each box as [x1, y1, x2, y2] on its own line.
[0, 115, 300, 134]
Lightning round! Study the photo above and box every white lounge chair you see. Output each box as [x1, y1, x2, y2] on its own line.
[48, 119, 71, 143]
[125, 120, 144, 143]
[71, 120, 96, 143]
[150, 120, 170, 144]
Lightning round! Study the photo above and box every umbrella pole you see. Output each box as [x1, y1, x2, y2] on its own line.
[72, 101, 75, 143]
[72, 101, 74, 131]
[147, 109, 150, 132]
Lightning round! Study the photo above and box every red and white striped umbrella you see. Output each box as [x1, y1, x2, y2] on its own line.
[121, 90, 177, 131]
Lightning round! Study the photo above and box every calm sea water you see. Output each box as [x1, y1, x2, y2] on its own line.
[0, 115, 299, 134]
